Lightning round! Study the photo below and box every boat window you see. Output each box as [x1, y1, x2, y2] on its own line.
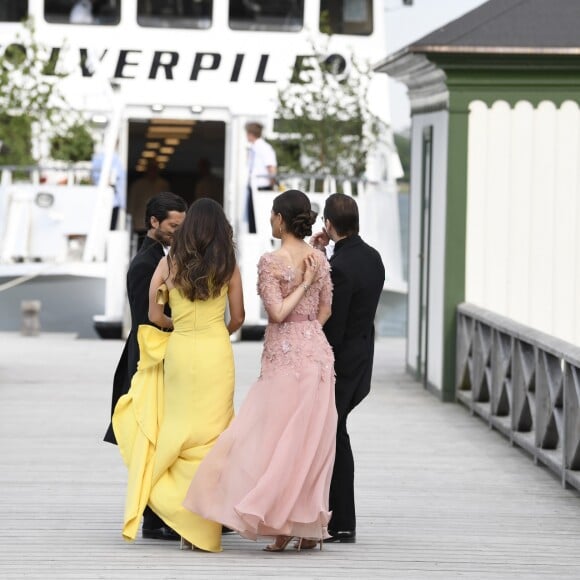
[320, 0, 373, 36]
[229, 0, 303, 32]
[0, 2, 28, 22]
[44, 1, 121, 25]
[137, 1, 212, 29]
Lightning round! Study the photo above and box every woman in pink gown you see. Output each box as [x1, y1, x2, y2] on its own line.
[183, 189, 337, 552]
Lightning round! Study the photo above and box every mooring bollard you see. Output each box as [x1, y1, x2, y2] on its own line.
[21, 300, 41, 336]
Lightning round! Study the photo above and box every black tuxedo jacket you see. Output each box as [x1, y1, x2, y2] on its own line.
[103, 236, 166, 444]
[323, 235, 385, 414]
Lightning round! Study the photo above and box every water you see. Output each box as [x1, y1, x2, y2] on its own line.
[376, 190, 409, 337]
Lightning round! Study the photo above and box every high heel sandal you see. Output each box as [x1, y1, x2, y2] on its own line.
[263, 535, 295, 552]
[294, 538, 323, 551]
[180, 537, 195, 550]
[295, 525, 324, 551]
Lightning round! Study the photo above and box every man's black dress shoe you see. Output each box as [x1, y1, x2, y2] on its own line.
[142, 526, 180, 541]
[323, 530, 356, 543]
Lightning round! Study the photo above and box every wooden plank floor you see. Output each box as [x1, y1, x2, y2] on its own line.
[1, 332, 579, 579]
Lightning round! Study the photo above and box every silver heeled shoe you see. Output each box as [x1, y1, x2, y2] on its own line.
[294, 538, 322, 551]
[263, 535, 296, 552]
[179, 537, 196, 550]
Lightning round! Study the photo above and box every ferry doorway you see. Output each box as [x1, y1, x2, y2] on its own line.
[126, 118, 226, 240]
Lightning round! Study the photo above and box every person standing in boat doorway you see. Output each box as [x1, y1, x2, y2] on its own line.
[104, 191, 187, 541]
[311, 193, 386, 545]
[127, 159, 171, 244]
[193, 157, 224, 204]
[244, 121, 277, 234]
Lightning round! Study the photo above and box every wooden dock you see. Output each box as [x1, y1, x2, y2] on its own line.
[1, 333, 579, 579]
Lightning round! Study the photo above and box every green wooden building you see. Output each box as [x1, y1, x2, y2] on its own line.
[376, 0, 580, 400]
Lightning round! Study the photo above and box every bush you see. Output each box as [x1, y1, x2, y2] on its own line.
[0, 114, 34, 166]
[50, 123, 94, 162]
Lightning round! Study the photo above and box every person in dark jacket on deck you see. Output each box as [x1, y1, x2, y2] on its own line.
[311, 193, 385, 545]
[103, 191, 187, 540]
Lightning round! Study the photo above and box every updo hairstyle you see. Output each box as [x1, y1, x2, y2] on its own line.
[272, 189, 317, 239]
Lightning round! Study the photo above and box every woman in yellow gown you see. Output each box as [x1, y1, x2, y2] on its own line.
[112, 198, 245, 552]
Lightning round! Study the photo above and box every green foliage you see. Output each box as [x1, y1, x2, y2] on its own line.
[50, 123, 95, 162]
[272, 135, 302, 175]
[0, 113, 33, 165]
[273, 34, 382, 178]
[0, 18, 66, 126]
[0, 17, 93, 165]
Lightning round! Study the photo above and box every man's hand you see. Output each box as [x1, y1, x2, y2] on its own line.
[311, 228, 330, 252]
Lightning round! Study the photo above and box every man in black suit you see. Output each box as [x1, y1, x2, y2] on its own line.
[104, 191, 187, 540]
[312, 193, 385, 544]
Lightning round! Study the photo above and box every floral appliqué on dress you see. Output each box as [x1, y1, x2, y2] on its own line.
[257, 251, 334, 379]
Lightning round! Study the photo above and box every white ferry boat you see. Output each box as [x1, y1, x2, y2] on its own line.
[0, 0, 405, 338]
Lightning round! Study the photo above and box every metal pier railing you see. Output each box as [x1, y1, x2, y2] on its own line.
[456, 302, 580, 492]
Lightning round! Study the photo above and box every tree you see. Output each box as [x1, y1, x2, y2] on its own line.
[274, 32, 383, 180]
[0, 18, 93, 167]
[50, 123, 95, 163]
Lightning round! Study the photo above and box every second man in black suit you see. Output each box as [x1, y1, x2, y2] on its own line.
[312, 193, 385, 544]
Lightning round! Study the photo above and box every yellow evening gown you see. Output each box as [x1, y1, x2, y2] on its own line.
[112, 284, 234, 552]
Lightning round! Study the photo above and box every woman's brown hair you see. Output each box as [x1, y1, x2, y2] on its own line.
[272, 189, 317, 239]
[170, 198, 236, 300]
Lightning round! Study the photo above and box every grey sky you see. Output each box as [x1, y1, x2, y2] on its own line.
[383, 0, 488, 131]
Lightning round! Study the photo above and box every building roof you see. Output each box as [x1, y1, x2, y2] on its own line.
[375, 0, 580, 116]
[407, 0, 580, 55]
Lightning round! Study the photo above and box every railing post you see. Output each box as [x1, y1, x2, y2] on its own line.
[21, 300, 41, 336]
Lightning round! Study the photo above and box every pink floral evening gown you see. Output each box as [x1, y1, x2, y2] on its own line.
[183, 250, 337, 541]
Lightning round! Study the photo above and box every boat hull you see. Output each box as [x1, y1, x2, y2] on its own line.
[0, 274, 106, 339]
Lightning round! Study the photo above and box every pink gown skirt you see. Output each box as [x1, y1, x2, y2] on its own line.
[183, 319, 337, 541]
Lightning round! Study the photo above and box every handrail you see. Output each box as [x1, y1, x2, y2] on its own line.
[0, 164, 93, 188]
[276, 172, 376, 183]
[0, 163, 91, 170]
[456, 302, 580, 492]
[0, 269, 51, 293]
